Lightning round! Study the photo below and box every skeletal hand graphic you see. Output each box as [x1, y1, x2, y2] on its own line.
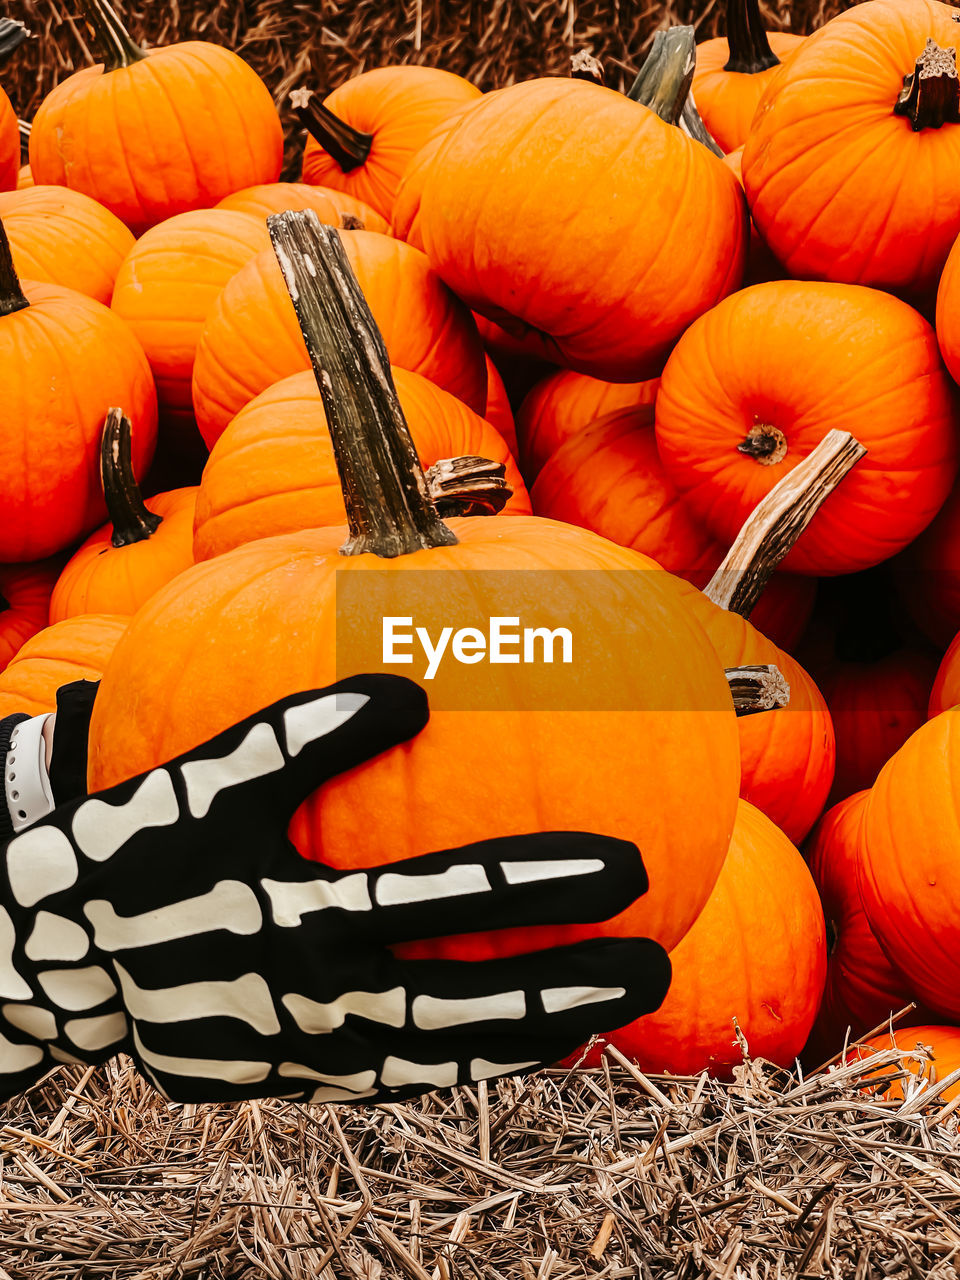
[0, 675, 670, 1104]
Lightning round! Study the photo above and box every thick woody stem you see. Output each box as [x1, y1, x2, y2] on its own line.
[723, 0, 780, 74]
[681, 91, 725, 156]
[626, 27, 696, 125]
[705, 429, 867, 618]
[894, 39, 960, 131]
[571, 51, 605, 85]
[0, 219, 29, 318]
[77, 0, 147, 71]
[289, 88, 374, 173]
[268, 210, 456, 558]
[100, 409, 162, 547]
[725, 664, 790, 715]
[426, 457, 511, 517]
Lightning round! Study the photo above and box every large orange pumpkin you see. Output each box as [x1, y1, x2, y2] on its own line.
[0, 614, 128, 719]
[192, 368, 529, 562]
[191, 230, 488, 448]
[0, 85, 17, 193]
[0, 562, 61, 673]
[655, 281, 959, 576]
[414, 77, 747, 382]
[216, 182, 388, 234]
[297, 67, 482, 221]
[0, 223, 157, 562]
[0, 185, 134, 305]
[88, 210, 741, 972]
[847, 1026, 960, 1106]
[742, 0, 960, 298]
[566, 800, 826, 1074]
[30, 1, 282, 236]
[482, 356, 518, 460]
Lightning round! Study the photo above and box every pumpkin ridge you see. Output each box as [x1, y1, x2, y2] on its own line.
[140, 55, 206, 206]
[105, 70, 148, 227]
[177, 44, 261, 182]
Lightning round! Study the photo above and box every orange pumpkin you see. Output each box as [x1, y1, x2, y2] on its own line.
[847, 1026, 960, 1106]
[15, 164, 32, 190]
[721, 147, 784, 286]
[87, 210, 741, 970]
[655, 281, 959, 576]
[742, 0, 960, 298]
[192, 230, 488, 448]
[803, 791, 913, 1065]
[483, 356, 518, 460]
[29, 0, 282, 235]
[414, 77, 747, 381]
[569, 800, 826, 1074]
[216, 182, 388, 235]
[692, 0, 804, 153]
[390, 101, 483, 251]
[50, 411, 196, 622]
[192, 368, 530, 562]
[0, 562, 61, 673]
[0, 614, 128, 719]
[297, 67, 482, 221]
[0, 86, 17, 193]
[928, 632, 960, 717]
[0, 185, 134, 305]
[0, 223, 157, 562]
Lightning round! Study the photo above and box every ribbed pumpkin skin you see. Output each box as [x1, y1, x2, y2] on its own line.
[216, 183, 388, 235]
[0, 186, 134, 305]
[928, 632, 960, 716]
[416, 78, 748, 382]
[0, 614, 128, 718]
[848, 1026, 960, 1104]
[483, 356, 518, 459]
[50, 487, 197, 623]
[804, 791, 912, 1063]
[0, 562, 61, 673]
[192, 231, 487, 447]
[859, 708, 960, 1019]
[571, 800, 826, 1073]
[656, 281, 959, 576]
[0, 87, 17, 192]
[0, 282, 157, 563]
[110, 209, 269, 425]
[88, 517, 740, 960]
[301, 66, 482, 221]
[517, 370, 658, 484]
[692, 32, 805, 153]
[16, 165, 32, 190]
[30, 44, 283, 236]
[192, 371, 529, 561]
[742, 0, 960, 297]
[818, 650, 937, 805]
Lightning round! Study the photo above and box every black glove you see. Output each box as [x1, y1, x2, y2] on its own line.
[0, 674, 670, 1105]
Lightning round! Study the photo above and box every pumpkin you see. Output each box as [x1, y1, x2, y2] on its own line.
[655, 281, 958, 576]
[937, 228, 960, 385]
[414, 74, 747, 382]
[742, 0, 960, 298]
[29, 0, 282, 235]
[721, 147, 784, 287]
[928, 632, 960, 717]
[517, 369, 658, 485]
[566, 800, 826, 1075]
[15, 164, 32, 190]
[216, 182, 388, 235]
[50, 410, 196, 622]
[191, 229, 488, 448]
[0, 561, 61, 673]
[0, 185, 134, 306]
[859, 707, 960, 1020]
[483, 356, 519, 460]
[295, 67, 482, 221]
[0, 613, 128, 719]
[692, 0, 804, 153]
[0, 85, 17, 193]
[192, 368, 529, 562]
[0, 221, 157, 562]
[111, 209, 269, 434]
[846, 1027, 960, 1107]
[88, 210, 742, 971]
[390, 100, 484, 251]
[802, 791, 914, 1065]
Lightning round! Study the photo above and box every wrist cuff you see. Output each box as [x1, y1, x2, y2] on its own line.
[0, 713, 29, 843]
[4, 714, 55, 832]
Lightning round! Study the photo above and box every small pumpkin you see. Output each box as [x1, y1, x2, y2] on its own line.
[295, 67, 482, 221]
[846, 1027, 960, 1107]
[0, 184, 134, 306]
[216, 182, 388, 235]
[29, 0, 282, 235]
[0, 561, 61, 673]
[0, 613, 128, 719]
[50, 410, 196, 622]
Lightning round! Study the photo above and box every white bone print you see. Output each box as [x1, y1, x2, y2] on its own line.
[373, 864, 490, 906]
[262, 874, 371, 926]
[115, 965, 281, 1037]
[0, 907, 31, 1000]
[380, 1056, 458, 1089]
[64, 1012, 128, 1052]
[6, 825, 77, 906]
[412, 990, 526, 1030]
[181, 723, 284, 819]
[84, 881, 262, 951]
[500, 858, 605, 885]
[541, 985, 626, 1014]
[282, 987, 406, 1033]
[132, 1025, 271, 1085]
[72, 769, 180, 862]
[25, 912, 89, 963]
[37, 966, 117, 1012]
[282, 692, 369, 756]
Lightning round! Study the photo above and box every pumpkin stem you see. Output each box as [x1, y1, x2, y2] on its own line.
[570, 51, 605, 86]
[738, 423, 788, 465]
[725, 664, 790, 714]
[0, 218, 29, 318]
[426, 457, 511, 517]
[894, 39, 960, 131]
[289, 88, 374, 174]
[680, 91, 725, 156]
[705, 429, 866, 618]
[100, 408, 162, 548]
[77, 0, 147, 71]
[626, 27, 696, 126]
[0, 19, 29, 64]
[268, 210, 457, 558]
[723, 0, 780, 74]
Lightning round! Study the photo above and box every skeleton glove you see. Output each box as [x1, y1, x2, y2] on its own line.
[0, 675, 670, 1104]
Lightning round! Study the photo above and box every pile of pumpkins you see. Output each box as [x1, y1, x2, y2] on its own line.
[4, 0, 960, 1094]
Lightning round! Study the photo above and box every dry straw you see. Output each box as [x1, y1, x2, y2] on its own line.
[0, 1034, 958, 1277]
